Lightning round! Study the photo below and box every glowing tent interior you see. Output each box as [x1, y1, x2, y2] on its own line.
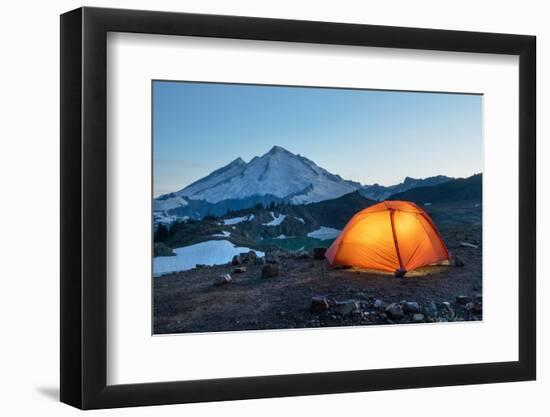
[325, 201, 451, 274]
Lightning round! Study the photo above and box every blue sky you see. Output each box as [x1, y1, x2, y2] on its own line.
[153, 81, 482, 197]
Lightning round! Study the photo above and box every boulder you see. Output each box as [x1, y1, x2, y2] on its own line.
[231, 254, 242, 265]
[439, 302, 455, 320]
[312, 247, 327, 260]
[470, 301, 482, 314]
[424, 302, 438, 318]
[233, 266, 247, 273]
[214, 273, 232, 286]
[247, 250, 257, 262]
[334, 300, 359, 316]
[456, 295, 471, 305]
[310, 296, 330, 313]
[262, 264, 279, 278]
[403, 301, 420, 313]
[385, 303, 404, 319]
[440, 301, 452, 310]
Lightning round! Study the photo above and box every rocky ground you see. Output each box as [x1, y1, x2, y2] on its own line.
[153, 224, 482, 334]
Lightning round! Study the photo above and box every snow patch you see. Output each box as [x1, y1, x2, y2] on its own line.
[307, 226, 341, 240]
[212, 231, 231, 238]
[153, 240, 264, 277]
[154, 195, 188, 211]
[223, 214, 254, 225]
[263, 212, 287, 226]
[154, 212, 187, 226]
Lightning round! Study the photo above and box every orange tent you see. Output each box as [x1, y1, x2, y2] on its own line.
[325, 201, 451, 273]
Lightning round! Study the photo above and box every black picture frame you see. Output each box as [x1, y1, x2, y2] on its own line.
[60, 6, 536, 410]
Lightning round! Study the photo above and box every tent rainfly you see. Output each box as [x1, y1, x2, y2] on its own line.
[325, 200, 451, 274]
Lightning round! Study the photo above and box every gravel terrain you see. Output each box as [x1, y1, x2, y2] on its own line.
[154, 225, 482, 334]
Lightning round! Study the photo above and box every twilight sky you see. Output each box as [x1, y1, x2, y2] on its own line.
[153, 81, 482, 197]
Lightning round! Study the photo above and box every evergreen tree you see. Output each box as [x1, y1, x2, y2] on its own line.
[155, 223, 169, 242]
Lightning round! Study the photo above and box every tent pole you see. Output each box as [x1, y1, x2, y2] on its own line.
[389, 209, 405, 271]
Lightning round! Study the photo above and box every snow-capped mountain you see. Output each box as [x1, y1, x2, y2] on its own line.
[174, 146, 361, 204]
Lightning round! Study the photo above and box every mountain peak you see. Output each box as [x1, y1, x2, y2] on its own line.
[229, 157, 246, 165]
[266, 145, 292, 155]
[175, 145, 360, 204]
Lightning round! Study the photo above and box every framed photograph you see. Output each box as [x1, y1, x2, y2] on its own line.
[60, 7, 536, 409]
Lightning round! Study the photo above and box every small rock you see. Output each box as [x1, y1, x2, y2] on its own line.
[378, 312, 388, 321]
[385, 303, 404, 319]
[373, 299, 385, 309]
[265, 252, 280, 264]
[310, 296, 330, 313]
[333, 300, 359, 316]
[440, 301, 452, 310]
[312, 247, 327, 260]
[465, 302, 475, 311]
[456, 295, 471, 305]
[231, 254, 242, 265]
[413, 313, 425, 322]
[233, 266, 247, 273]
[404, 301, 420, 313]
[261, 264, 279, 278]
[453, 256, 465, 267]
[394, 268, 406, 278]
[214, 273, 232, 286]
[254, 257, 267, 266]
